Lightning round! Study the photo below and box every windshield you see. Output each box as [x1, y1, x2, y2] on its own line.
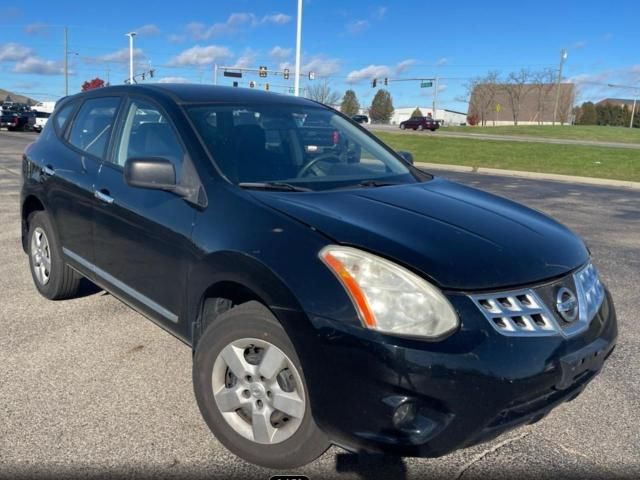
[187, 104, 418, 191]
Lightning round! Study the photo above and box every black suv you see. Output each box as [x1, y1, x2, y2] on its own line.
[1, 109, 36, 131]
[399, 115, 439, 131]
[21, 85, 617, 469]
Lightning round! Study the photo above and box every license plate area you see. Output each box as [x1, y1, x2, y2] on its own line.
[556, 338, 612, 390]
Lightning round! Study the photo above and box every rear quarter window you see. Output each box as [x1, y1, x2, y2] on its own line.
[53, 101, 77, 134]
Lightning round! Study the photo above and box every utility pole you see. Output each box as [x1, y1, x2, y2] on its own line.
[432, 77, 439, 120]
[553, 48, 567, 126]
[294, 0, 302, 96]
[126, 32, 136, 85]
[64, 27, 68, 96]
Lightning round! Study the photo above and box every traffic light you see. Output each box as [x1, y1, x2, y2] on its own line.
[141, 73, 145, 80]
[265, 83, 269, 91]
[258, 66, 267, 78]
[384, 77, 388, 86]
[308, 71, 315, 80]
[249, 81, 255, 88]
[372, 78, 377, 88]
[232, 81, 238, 87]
[149, 69, 154, 78]
[283, 68, 290, 80]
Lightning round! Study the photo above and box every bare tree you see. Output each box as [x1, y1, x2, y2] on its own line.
[504, 69, 535, 125]
[305, 79, 341, 106]
[531, 68, 555, 124]
[558, 84, 576, 125]
[465, 71, 500, 126]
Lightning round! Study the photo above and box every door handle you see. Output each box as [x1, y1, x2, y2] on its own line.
[94, 189, 114, 205]
[42, 165, 55, 176]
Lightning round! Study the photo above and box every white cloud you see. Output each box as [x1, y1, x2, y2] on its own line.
[229, 49, 257, 69]
[136, 24, 160, 36]
[0, 42, 33, 62]
[302, 55, 340, 77]
[346, 20, 369, 35]
[167, 34, 186, 44]
[13, 56, 64, 75]
[95, 47, 145, 64]
[269, 46, 291, 61]
[435, 57, 448, 66]
[261, 13, 291, 25]
[571, 41, 587, 50]
[24, 22, 49, 35]
[157, 76, 190, 84]
[168, 45, 232, 66]
[185, 12, 290, 40]
[374, 6, 387, 19]
[346, 59, 415, 83]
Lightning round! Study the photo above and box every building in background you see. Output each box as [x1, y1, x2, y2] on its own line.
[596, 98, 637, 109]
[389, 107, 467, 126]
[468, 83, 575, 126]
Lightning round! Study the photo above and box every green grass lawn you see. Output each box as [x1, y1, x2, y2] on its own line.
[443, 125, 640, 144]
[375, 132, 640, 182]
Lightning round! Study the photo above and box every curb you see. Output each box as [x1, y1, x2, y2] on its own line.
[415, 162, 640, 190]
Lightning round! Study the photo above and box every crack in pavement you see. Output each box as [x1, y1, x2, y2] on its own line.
[455, 431, 532, 479]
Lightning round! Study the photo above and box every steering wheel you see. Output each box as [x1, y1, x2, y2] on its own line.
[297, 153, 342, 178]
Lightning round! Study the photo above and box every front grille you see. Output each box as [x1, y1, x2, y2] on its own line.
[470, 262, 605, 338]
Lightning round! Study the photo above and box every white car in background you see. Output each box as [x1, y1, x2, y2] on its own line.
[33, 111, 50, 133]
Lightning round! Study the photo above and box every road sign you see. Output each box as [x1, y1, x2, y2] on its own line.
[308, 71, 315, 80]
[420, 81, 433, 88]
[224, 71, 242, 78]
[495, 103, 502, 113]
[258, 66, 267, 78]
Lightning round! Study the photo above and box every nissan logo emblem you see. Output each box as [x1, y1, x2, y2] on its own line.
[556, 287, 579, 323]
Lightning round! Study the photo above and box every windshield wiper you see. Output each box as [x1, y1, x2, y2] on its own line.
[238, 182, 312, 192]
[357, 180, 401, 188]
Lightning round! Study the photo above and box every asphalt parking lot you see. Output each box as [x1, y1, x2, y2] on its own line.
[1, 130, 638, 480]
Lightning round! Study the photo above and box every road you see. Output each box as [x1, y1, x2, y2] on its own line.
[366, 123, 640, 149]
[1, 130, 638, 479]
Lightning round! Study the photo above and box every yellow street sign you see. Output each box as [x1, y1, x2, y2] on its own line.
[495, 103, 501, 113]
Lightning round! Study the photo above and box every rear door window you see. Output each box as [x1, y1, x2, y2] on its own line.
[67, 97, 121, 160]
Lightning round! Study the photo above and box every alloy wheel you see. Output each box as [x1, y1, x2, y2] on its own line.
[31, 227, 51, 285]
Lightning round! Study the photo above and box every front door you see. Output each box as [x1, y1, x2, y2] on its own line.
[92, 97, 197, 336]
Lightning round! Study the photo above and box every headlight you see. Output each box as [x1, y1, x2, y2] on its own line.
[319, 245, 458, 338]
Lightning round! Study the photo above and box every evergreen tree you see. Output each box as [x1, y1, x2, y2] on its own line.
[369, 89, 394, 123]
[340, 90, 360, 116]
[410, 107, 423, 118]
[578, 102, 597, 125]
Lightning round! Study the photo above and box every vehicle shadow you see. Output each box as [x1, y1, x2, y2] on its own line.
[335, 453, 408, 480]
[75, 278, 104, 298]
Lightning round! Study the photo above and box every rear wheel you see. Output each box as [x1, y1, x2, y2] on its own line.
[417, 124, 424, 131]
[193, 301, 329, 469]
[27, 211, 81, 300]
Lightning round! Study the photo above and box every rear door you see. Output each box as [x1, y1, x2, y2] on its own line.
[92, 96, 198, 334]
[46, 96, 121, 269]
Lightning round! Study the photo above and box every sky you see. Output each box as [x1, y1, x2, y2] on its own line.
[0, 0, 638, 112]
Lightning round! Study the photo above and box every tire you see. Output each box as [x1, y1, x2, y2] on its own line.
[417, 124, 424, 131]
[430, 128, 436, 132]
[193, 301, 329, 469]
[27, 211, 81, 300]
[400, 124, 406, 130]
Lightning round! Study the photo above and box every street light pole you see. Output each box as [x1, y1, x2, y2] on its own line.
[126, 32, 136, 85]
[553, 48, 567, 126]
[64, 27, 68, 96]
[294, 0, 302, 96]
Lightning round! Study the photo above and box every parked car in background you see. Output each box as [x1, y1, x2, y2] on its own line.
[351, 114, 369, 124]
[21, 84, 617, 469]
[33, 111, 51, 133]
[1, 109, 36, 131]
[400, 116, 439, 131]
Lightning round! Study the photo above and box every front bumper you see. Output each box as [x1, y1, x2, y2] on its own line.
[301, 288, 617, 457]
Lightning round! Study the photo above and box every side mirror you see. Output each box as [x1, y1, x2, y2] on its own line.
[124, 157, 176, 191]
[397, 150, 414, 165]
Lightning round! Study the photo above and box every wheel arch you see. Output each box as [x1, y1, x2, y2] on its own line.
[21, 194, 46, 253]
[190, 251, 309, 350]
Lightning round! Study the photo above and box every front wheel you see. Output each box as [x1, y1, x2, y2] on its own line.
[417, 124, 424, 131]
[400, 124, 406, 130]
[193, 301, 329, 469]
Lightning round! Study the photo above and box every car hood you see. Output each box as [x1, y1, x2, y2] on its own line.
[252, 177, 588, 291]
